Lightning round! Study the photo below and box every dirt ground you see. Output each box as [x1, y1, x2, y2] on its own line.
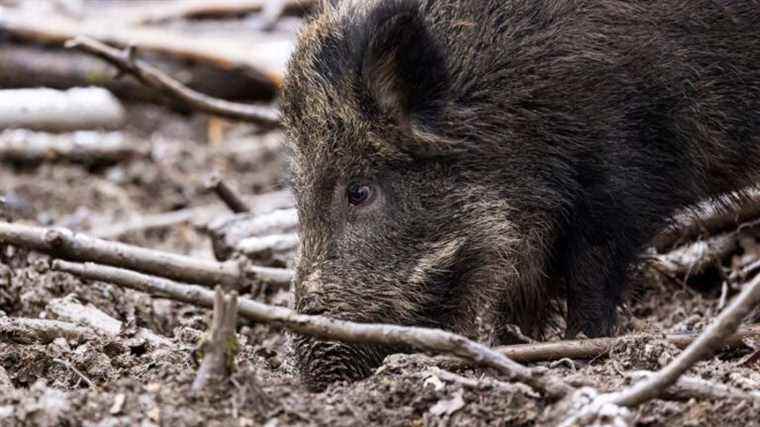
[1, 103, 759, 427]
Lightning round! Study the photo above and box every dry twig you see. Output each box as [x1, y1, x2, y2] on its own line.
[64, 37, 281, 128]
[0, 221, 293, 289]
[52, 260, 573, 400]
[730, 257, 760, 283]
[495, 324, 760, 363]
[627, 371, 760, 403]
[609, 272, 760, 407]
[424, 366, 538, 396]
[53, 358, 96, 389]
[205, 173, 251, 214]
[192, 287, 240, 392]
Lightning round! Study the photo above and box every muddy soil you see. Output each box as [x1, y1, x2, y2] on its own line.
[1, 102, 759, 427]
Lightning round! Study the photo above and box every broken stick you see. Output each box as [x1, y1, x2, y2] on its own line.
[610, 272, 760, 407]
[52, 260, 573, 400]
[65, 36, 281, 128]
[0, 221, 293, 289]
[192, 287, 240, 392]
[205, 173, 251, 214]
[626, 371, 760, 404]
[494, 324, 760, 363]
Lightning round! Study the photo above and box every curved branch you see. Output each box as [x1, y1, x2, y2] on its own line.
[52, 260, 573, 400]
[65, 36, 281, 128]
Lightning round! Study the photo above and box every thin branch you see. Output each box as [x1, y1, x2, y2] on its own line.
[0, 221, 293, 289]
[205, 173, 251, 214]
[53, 358, 96, 389]
[64, 36, 281, 128]
[52, 260, 573, 400]
[730, 257, 760, 283]
[626, 371, 760, 403]
[424, 366, 538, 396]
[495, 324, 760, 363]
[610, 272, 760, 407]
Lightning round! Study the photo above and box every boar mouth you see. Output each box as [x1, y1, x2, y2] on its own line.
[294, 335, 389, 391]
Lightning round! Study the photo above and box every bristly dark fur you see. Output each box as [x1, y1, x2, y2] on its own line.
[282, 0, 760, 390]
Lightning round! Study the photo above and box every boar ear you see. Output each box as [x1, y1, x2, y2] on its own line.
[360, 1, 450, 154]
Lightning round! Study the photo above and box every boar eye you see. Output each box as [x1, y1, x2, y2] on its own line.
[347, 182, 374, 206]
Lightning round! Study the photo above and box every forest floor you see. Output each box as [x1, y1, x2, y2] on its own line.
[1, 104, 759, 427]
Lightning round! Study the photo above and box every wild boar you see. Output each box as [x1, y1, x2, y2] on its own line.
[281, 0, 760, 390]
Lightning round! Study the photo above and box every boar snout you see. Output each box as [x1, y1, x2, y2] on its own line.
[294, 336, 385, 392]
[294, 278, 389, 390]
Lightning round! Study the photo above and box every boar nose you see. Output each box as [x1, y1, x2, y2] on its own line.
[298, 293, 326, 316]
[298, 269, 326, 315]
